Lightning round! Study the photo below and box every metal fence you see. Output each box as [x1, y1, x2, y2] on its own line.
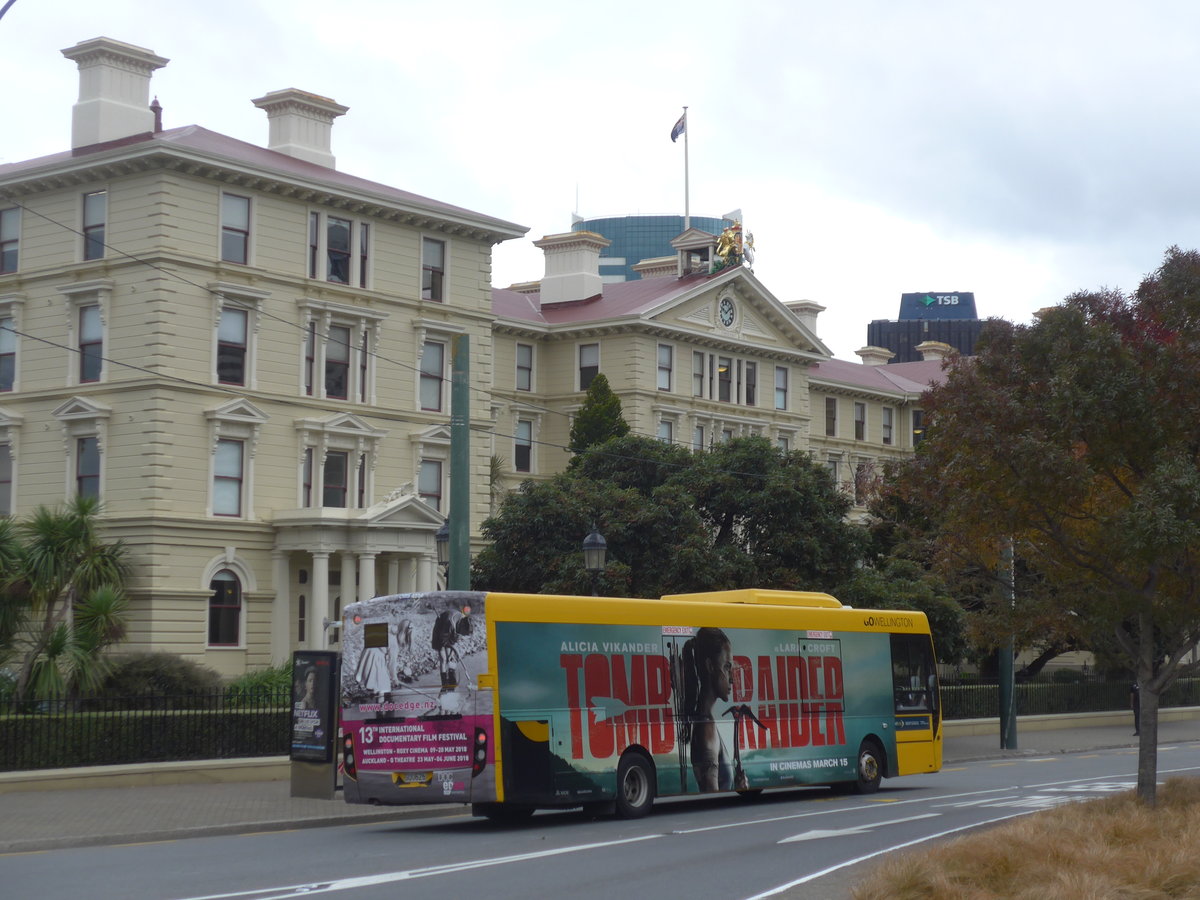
[3, 679, 1197, 772]
[940, 676, 1200, 720]
[0, 689, 291, 772]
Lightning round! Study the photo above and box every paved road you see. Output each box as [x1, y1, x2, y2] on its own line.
[5, 732, 1198, 900]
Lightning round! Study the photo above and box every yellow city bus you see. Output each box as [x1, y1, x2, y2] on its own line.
[339, 588, 941, 819]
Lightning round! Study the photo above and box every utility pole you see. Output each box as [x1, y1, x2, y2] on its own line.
[999, 539, 1018, 749]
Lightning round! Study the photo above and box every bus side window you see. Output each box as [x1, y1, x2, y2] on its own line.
[890, 633, 937, 715]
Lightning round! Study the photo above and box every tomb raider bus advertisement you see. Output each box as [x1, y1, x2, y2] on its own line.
[339, 592, 493, 805]
[493, 621, 901, 804]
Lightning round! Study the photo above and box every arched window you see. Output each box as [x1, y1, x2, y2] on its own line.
[209, 569, 242, 647]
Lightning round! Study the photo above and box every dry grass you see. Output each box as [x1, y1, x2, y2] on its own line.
[851, 778, 1200, 899]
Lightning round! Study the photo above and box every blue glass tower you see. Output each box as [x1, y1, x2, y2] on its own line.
[571, 214, 732, 282]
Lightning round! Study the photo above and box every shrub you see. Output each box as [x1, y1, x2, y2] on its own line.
[225, 660, 292, 707]
[93, 652, 223, 707]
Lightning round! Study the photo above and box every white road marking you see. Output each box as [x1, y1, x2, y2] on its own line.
[168, 834, 663, 900]
[779, 813, 939, 842]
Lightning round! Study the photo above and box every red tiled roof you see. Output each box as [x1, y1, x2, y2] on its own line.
[0, 126, 527, 238]
[493, 273, 718, 325]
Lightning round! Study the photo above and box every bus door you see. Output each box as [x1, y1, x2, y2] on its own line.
[890, 632, 942, 775]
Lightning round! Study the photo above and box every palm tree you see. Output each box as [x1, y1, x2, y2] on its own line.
[6, 496, 129, 699]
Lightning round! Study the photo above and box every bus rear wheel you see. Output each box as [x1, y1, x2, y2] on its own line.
[851, 739, 884, 794]
[615, 751, 655, 818]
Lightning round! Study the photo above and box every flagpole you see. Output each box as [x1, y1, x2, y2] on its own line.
[682, 106, 690, 230]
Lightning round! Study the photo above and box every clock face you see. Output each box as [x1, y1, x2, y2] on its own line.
[719, 297, 735, 327]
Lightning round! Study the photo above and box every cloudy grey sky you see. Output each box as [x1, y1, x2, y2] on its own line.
[4, 0, 1198, 360]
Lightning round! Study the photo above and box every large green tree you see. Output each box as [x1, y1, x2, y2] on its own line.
[472, 434, 865, 598]
[1, 496, 129, 700]
[568, 373, 630, 456]
[899, 247, 1200, 804]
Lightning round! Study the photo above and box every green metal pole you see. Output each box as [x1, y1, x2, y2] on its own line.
[999, 540, 1018, 749]
[449, 334, 470, 591]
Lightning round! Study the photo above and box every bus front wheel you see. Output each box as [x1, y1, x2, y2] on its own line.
[615, 751, 655, 818]
[851, 739, 884, 794]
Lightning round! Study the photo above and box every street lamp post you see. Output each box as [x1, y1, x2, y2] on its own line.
[582, 526, 607, 596]
[435, 519, 450, 587]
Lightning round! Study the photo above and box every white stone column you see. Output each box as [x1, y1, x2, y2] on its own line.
[311, 551, 330, 649]
[399, 557, 415, 594]
[270, 550, 291, 665]
[387, 556, 401, 594]
[416, 555, 435, 592]
[358, 551, 378, 604]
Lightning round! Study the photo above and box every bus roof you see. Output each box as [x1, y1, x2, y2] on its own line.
[659, 589, 844, 608]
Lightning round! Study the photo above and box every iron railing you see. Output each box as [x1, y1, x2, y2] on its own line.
[0, 689, 291, 772]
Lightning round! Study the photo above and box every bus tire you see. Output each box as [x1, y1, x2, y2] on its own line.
[851, 739, 884, 794]
[615, 751, 655, 818]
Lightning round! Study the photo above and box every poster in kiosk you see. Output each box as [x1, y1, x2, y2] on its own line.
[290, 650, 339, 798]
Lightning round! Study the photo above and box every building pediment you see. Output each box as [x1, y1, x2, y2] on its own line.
[205, 397, 269, 425]
[51, 396, 111, 421]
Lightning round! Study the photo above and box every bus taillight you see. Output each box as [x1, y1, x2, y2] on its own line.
[472, 727, 488, 777]
[343, 731, 358, 781]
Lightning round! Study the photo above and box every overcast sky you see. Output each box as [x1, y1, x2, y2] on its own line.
[5, 0, 1199, 360]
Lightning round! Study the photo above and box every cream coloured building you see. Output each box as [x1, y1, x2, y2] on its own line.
[0, 39, 945, 677]
[0, 38, 525, 676]
[487, 232, 945, 519]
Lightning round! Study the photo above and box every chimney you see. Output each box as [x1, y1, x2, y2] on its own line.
[252, 89, 348, 169]
[61, 37, 169, 149]
[916, 340, 955, 362]
[785, 299, 825, 335]
[533, 232, 611, 305]
[855, 346, 895, 366]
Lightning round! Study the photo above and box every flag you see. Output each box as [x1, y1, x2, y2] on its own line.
[671, 113, 686, 143]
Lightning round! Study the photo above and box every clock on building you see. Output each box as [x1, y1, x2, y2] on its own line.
[718, 296, 736, 328]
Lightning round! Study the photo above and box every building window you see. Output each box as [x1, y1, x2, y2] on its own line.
[579, 343, 599, 391]
[0, 443, 11, 515]
[308, 212, 320, 278]
[420, 340, 445, 411]
[359, 332, 369, 403]
[325, 324, 351, 399]
[419, 459, 443, 510]
[327, 216, 351, 284]
[777, 436, 790, 452]
[854, 402, 867, 441]
[304, 322, 316, 396]
[212, 439, 244, 517]
[657, 344, 673, 391]
[657, 420, 673, 443]
[718, 357, 732, 402]
[76, 436, 100, 499]
[358, 223, 370, 287]
[693, 351, 705, 397]
[302, 447, 313, 507]
[825, 397, 837, 437]
[208, 569, 241, 647]
[323, 450, 349, 507]
[217, 307, 247, 385]
[82, 191, 107, 261]
[516, 343, 533, 391]
[721, 428, 734, 443]
[912, 410, 926, 446]
[515, 419, 532, 472]
[221, 193, 250, 264]
[422, 237, 445, 301]
[744, 362, 757, 406]
[882, 407, 894, 445]
[775, 366, 788, 411]
[78, 304, 102, 383]
[0, 316, 14, 392]
[307, 213, 368, 287]
[693, 425, 705, 451]
[0, 208, 17, 274]
[827, 457, 840, 485]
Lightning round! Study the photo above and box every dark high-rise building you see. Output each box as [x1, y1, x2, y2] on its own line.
[867, 291, 984, 362]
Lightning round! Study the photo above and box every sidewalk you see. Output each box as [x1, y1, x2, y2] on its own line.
[1, 715, 1195, 854]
